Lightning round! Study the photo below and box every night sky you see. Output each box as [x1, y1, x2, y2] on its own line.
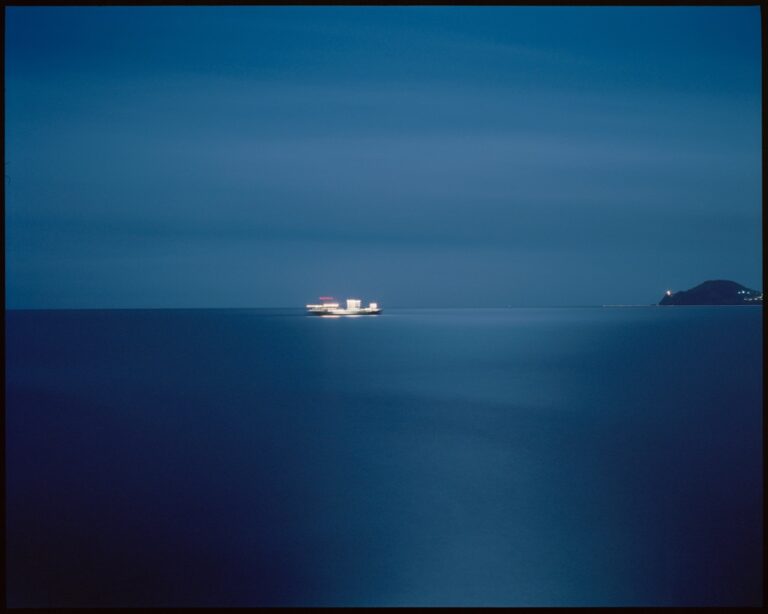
[5, 6, 762, 308]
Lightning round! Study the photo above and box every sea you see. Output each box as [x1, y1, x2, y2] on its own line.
[5, 306, 763, 607]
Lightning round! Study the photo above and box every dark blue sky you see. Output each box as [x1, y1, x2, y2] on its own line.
[5, 7, 762, 308]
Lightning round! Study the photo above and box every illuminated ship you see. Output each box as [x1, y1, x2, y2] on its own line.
[306, 297, 381, 316]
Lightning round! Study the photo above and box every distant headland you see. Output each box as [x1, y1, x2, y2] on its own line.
[659, 280, 763, 306]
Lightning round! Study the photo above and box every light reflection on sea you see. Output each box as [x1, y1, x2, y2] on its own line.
[5, 307, 763, 606]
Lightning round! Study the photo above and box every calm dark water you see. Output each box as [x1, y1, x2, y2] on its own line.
[5, 307, 763, 606]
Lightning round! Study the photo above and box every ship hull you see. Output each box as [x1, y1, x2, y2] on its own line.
[307, 309, 382, 316]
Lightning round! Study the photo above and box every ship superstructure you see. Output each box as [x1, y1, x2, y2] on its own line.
[306, 297, 381, 316]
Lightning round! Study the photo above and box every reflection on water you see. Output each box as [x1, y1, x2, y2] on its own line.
[5, 307, 763, 606]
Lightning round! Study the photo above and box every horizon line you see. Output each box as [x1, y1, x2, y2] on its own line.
[7, 304, 696, 312]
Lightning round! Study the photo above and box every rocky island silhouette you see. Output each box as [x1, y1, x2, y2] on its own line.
[659, 280, 762, 306]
